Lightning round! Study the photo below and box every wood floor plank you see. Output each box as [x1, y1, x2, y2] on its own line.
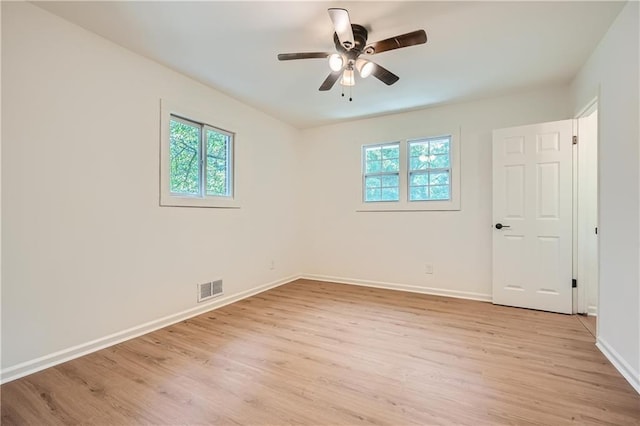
[2, 279, 639, 425]
[578, 314, 597, 338]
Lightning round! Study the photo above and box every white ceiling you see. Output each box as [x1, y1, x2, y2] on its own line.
[34, 1, 624, 129]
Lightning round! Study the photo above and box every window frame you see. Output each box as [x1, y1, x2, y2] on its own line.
[203, 125, 234, 198]
[362, 141, 401, 203]
[160, 99, 240, 208]
[358, 130, 460, 212]
[407, 136, 452, 202]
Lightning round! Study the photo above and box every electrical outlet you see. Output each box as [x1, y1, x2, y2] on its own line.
[270, 260, 275, 270]
[425, 263, 433, 274]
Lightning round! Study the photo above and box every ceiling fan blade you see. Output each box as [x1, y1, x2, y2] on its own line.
[370, 63, 400, 86]
[278, 52, 331, 61]
[319, 71, 342, 91]
[328, 8, 355, 50]
[365, 30, 427, 55]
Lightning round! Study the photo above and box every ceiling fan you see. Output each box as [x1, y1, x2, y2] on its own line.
[277, 8, 427, 97]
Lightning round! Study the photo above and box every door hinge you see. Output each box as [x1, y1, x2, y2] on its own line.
[572, 135, 578, 145]
[572, 279, 577, 288]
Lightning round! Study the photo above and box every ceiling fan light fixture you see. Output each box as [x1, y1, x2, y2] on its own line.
[356, 59, 374, 78]
[328, 53, 344, 71]
[340, 68, 355, 87]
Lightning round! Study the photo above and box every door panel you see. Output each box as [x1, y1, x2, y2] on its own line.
[505, 165, 525, 217]
[492, 120, 573, 314]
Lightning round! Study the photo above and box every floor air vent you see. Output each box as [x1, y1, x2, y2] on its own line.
[198, 280, 223, 302]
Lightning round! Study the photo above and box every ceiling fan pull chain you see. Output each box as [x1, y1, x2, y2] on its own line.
[349, 85, 353, 102]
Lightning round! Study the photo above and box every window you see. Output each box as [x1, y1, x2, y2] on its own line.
[360, 132, 460, 211]
[408, 136, 451, 201]
[169, 116, 232, 197]
[160, 100, 238, 208]
[363, 142, 400, 202]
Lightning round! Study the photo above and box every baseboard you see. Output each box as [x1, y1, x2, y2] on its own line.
[596, 337, 640, 394]
[1, 274, 300, 384]
[587, 305, 598, 316]
[300, 273, 492, 302]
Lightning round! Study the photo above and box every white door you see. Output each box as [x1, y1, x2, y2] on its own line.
[492, 120, 574, 314]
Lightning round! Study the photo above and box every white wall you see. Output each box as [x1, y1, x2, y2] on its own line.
[570, 1, 639, 392]
[300, 87, 571, 299]
[1, 2, 302, 378]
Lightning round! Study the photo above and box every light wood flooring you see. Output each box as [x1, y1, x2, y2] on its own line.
[2, 279, 639, 425]
[577, 314, 597, 338]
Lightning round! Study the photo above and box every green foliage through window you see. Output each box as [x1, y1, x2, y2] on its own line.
[363, 143, 400, 202]
[169, 115, 233, 198]
[206, 129, 230, 196]
[408, 137, 451, 201]
[361, 136, 453, 203]
[170, 120, 201, 194]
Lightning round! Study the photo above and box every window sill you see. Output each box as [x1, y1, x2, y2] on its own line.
[160, 194, 241, 209]
[357, 200, 460, 212]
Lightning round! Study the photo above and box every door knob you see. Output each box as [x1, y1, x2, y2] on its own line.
[495, 223, 510, 230]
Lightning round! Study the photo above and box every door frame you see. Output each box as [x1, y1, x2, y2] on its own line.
[574, 96, 599, 318]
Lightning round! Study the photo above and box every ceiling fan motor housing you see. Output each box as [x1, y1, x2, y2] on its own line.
[334, 24, 368, 59]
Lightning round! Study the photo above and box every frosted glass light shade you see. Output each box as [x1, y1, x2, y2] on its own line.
[340, 69, 355, 86]
[356, 59, 374, 78]
[329, 54, 344, 72]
